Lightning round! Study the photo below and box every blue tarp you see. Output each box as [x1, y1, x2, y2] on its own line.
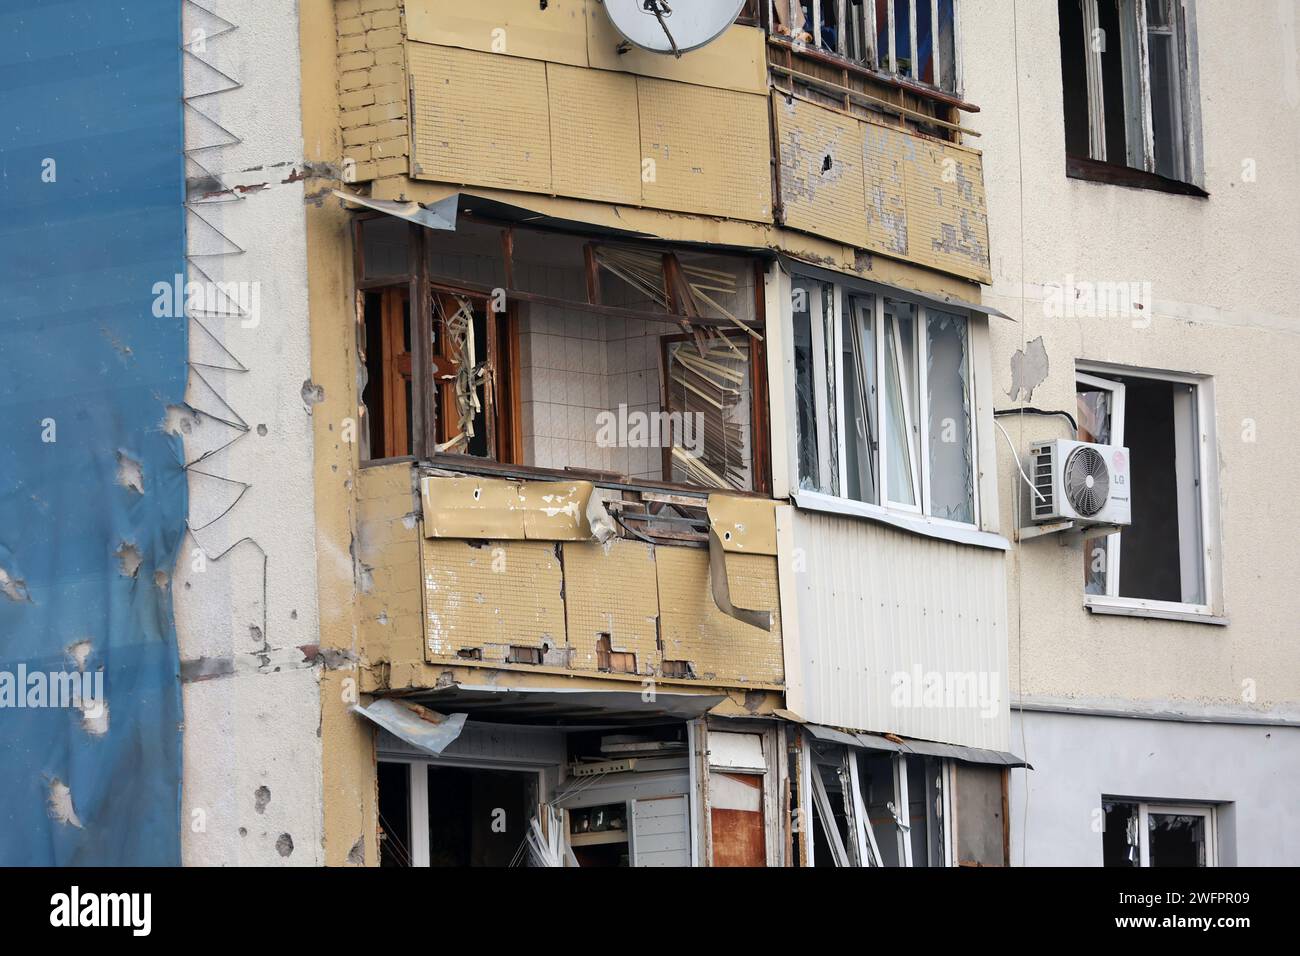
[0, 0, 185, 864]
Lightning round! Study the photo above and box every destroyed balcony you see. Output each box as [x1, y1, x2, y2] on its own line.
[353, 461, 786, 708]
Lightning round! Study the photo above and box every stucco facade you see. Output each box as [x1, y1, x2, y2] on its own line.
[965, 0, 1300, 863]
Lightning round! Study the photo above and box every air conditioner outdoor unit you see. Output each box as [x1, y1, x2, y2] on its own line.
[1030, 439, 1132, 526]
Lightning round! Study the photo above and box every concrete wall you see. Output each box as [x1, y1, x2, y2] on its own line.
[965, 0, 1300, 717]
[176, 0, 324, 865]
[1009, 710, 1300, 865]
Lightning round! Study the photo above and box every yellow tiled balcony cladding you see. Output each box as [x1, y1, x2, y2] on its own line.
[354, 462, 784, 692]
[332, 0, 991, 283]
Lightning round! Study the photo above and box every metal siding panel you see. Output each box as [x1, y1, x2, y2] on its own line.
[547, 63, 642, 206]
[776, 97, 868, 249]
[637, 77, 773, 223]
[789, 510, 1008, 751]
[404, 0, 590, 67]
[408, 44, 553, 191]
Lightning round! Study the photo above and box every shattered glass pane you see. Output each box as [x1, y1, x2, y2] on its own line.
[822, 284, 840, 496]
[793, 279, 821, 490]
[843, 295, 878, 504]
[1148, 812, 1208, 867]
[926, 310, 974, 524]
[884, 300, 919, 507]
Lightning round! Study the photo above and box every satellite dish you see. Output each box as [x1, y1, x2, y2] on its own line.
[602, 0, 747, 56]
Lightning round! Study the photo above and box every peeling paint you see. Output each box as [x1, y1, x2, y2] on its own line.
[301, 379, 326, 410]
[162, 403, 201, 436]
[114, 542, 143, 579]
[80, 698, 109, 736]
[179, 656, 235, 683]
[1008, 336, 1050, 402]
[47, 778, 83, 828]
[116, 451, 145, 494]
[346, 836, 365, 865]
[67, 640, 92, 671]
[0, 564, 31, 603]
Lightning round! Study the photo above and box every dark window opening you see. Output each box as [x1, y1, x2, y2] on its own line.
[426, 766, 534, 867]
[377, 761, 412, 867]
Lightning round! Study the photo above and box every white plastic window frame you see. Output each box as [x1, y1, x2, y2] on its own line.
[1075, 362, 1221, 623]
[805, 742, 955, 868]
[769, 0, 963, 95]
[1076, 0, 1200, 183]
[795, 275, 981, 532]
[1131, 801, 1218, 867]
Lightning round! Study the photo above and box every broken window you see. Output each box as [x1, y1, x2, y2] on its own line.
[770, 0, 961, 93]
[1102, 799, 1217, 866]
[804, 740, 962, 867]
[1058, 0, 1201, 184]
[1076, 367, 1212, 608]
[792, 272, 979, 526]
[354, 217, 767, 492]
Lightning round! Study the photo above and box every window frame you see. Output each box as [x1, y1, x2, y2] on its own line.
[1075, 361, 1222, 623]
[804, 740, 958, 868]
[792, 271, 983, 533]
[768, 0, 963, 96]
[1104, 798, 1218, 867]
[1139, 802, 1217, 867]
[352, 214, 773, 495]
[1064, 0, 1203, 188]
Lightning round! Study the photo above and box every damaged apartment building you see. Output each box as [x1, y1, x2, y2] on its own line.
[6, 0, 1292, 868]
[309, 0, 1022, 869]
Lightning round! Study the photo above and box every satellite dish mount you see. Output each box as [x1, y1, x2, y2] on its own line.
[600, 0, 747, 57]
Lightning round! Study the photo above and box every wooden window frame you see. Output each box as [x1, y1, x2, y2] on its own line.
[353, 216, 773, 495]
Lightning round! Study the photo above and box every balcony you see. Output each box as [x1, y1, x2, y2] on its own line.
[353, 460, 785, 705]
[335, 0, 990, 285]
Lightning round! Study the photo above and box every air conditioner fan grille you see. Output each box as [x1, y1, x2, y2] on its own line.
[1064, 446, 1109, 517]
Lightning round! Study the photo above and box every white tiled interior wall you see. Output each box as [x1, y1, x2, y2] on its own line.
[519, 301, 613, 473]
[423, 232, 759, 486]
